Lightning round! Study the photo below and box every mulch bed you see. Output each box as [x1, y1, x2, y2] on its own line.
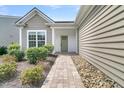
[0, 56, 56, 88]
[71, 55, 121, 88]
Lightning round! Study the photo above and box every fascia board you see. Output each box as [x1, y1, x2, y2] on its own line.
[75, 5, 95, 27]
[16, 8, 54, 25]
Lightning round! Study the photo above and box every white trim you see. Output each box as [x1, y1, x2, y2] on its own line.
[51, 27, 75, 29]
[19, 27, 23, 50]
[45, 30, 47, 45]
[37, 11, 54, 23]
[21, 13, 36, 25]
[27, 31, 29, 49]
[45, 23, 74, 25]
[51, 27, 55, 53]
[51, 28, 55, 45]
[75, 29, 78, 53]
[16, 8, 54, 25]
[36, 31, 38, 48]
[27, 30, 47, 48]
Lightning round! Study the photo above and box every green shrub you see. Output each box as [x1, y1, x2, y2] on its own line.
[26, 48, 40, 64]
[0, 62, 17, 81]
[9, 50, 25, 61]
[38, 47, 48, 60]
[8, 43, 20, 51]
[0, 46, 7, 55]
[26, 47, 48, 64]
[20, 65, 44, 86]
[43, 43, 54, 54]
[2, 54, 17, 63]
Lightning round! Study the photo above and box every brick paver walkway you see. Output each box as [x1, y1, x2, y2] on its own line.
[42, 55, 84, 88]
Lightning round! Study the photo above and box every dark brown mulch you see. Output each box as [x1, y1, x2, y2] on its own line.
[0, 56, 56, 88]
[71, 55, 121, 88]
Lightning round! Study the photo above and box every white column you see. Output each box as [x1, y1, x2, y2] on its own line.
[52, 27, 55, 45]
[75, 28, 78, 53]
[19, 27, 23, 50]
[51, 27, 55, 53]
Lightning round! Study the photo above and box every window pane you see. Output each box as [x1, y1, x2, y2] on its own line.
[29, 32, 36, 35]
[42, 35, 45, 40]
[29, 32, 36, 40]
[38, 41, 45, 47]
[38, 32, 45, 40]
[37, 32, 45, 35]
[29, 41, 36, 47]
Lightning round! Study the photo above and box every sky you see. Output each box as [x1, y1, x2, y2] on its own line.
[0, 5, 80, 21]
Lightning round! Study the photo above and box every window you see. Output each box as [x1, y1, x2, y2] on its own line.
[28, 30, 46, 48]
[29, 32, 36, 47]
[37, 32, 45, 47]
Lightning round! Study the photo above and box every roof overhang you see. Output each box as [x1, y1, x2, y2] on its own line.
[75, 5, 106, 28]
[15, 7, 55, 26]
[74, 5, 95, 27]
[46, 22, 76, 29]
[16, 6, 96, 28]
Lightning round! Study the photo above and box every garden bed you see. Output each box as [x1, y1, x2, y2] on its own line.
[71, 55, 121, 88]
[0, 56, 56, 88]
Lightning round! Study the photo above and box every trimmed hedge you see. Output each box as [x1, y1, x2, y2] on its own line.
[43, 44, 54, 54]
[20, 65, 44, 86]
[8, 43, 20, 51]
[9, 50, 25, 61]
[38, 47, 48, 60]
[26, 47, 48, 64]
[8, 43, 25, 62]
[0, 46, 7, 55]
[0, 62, 17, 81]
[26, 48, 40, 64]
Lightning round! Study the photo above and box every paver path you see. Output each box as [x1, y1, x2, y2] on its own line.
[42, 55, 84, 88]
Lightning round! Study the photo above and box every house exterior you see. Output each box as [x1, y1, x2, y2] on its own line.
[14, 8, 77, 53]
[0, 5, 124, 87]
[76, 5, 124, 87]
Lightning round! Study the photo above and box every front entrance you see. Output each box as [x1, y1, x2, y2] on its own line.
[61, 36, 68, 52]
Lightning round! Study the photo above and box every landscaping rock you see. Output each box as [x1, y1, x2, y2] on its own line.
[72, 55, 121, 88]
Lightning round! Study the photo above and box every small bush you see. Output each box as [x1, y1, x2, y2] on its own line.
[0, 62, 17, 81]
[2, 55, 16, 63]
[9, 50, 25, 61]
[26, 48, 40, 64]
[26, 47, 48, 64]
[8, 43, 20, 52]
[43, 44, 54, 54]
[20, 65, 44, 86]
[0, 46, 7, 55]
[38, 47, 48, 60]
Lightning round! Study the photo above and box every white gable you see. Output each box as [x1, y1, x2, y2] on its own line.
[16, 7, 54, 26]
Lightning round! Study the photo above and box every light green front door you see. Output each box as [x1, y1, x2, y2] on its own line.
[61, 36, 68, 52]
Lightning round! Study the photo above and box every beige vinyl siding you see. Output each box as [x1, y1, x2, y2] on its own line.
[21, 14, 52, 50]
[0, 16, 20, 46]
[78, 5, 124, 87]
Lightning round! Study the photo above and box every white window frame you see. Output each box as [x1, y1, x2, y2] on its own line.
[27, 30, 47, 48]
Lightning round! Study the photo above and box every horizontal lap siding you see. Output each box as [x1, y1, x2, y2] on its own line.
[79, 5, 124, 87]
[0, 17, 19, 46]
